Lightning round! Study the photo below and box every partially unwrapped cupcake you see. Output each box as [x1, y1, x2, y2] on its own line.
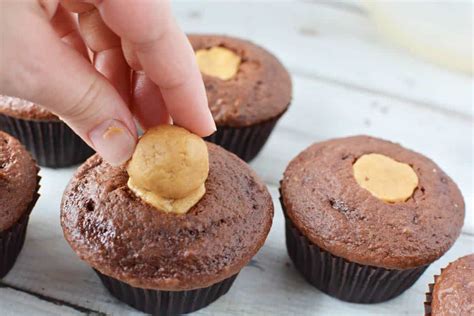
[61, 125, 273, 315]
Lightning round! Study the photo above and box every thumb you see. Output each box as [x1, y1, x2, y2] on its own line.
[1, 3, 136, 165]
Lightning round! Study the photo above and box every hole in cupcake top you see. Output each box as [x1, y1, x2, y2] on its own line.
[85, 199, 95, 212]
[353, 153, 419, 203]
[195, 46, 241, 80]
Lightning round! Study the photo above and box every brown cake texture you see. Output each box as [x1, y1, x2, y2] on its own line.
[0, 131, 39, 231]
[61, 142, 273, 291]
[426, 254, 474, 316]
[281, 135, 465, 270]
[0, 95, 57, 121]
[188, 34, 292, 127]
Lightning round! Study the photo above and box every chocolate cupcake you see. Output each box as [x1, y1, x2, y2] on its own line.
[61, 126, 273, 315]
[425, 254, 474, 315]
[0, 131, 40, 277]
[0, 95, 94, 168]
[280, 135, 464, 303]
[188, 34, 292, 161]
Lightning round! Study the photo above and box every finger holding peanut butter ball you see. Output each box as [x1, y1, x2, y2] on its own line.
[126, 125, 209, 214]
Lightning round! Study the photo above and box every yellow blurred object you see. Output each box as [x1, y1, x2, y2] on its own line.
[364, 1, 473, 74]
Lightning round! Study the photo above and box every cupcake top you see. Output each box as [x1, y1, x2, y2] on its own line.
[61, 143, 273, 290]
[0, 95, 58, 121]
[188, 34, 292, 127]
[0, 131, 39, 231]
[281, 136, 464, 270]
[431, 254, 474, 316]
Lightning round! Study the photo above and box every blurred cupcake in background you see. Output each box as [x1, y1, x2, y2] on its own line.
[0, 95, 94, 168]
[189, 34, 292, 161]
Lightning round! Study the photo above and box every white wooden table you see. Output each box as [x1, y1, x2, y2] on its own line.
[1, 1, 472, 315]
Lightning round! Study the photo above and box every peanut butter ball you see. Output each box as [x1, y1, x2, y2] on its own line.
[127, 125, 209, 214]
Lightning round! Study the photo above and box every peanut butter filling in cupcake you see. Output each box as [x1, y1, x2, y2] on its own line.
[280, 135, 464, 303]
[189, 34, 292, 161]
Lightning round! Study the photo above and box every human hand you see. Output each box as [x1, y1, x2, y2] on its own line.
[0, 0, 216, 165]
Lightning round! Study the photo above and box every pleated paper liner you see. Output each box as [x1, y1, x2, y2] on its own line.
[0, 176, 40, 278]
[205, 114, 282, 162]
[280, 194, 428, 303]
[424, 274, 440, 316]
[95, 269, 239, 316]
[0, 114, 94, 168]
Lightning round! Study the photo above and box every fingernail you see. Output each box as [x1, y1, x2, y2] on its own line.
[204, 111, 217, 136]
[210, 114, 217, 131]
[89, 119, 137, 166]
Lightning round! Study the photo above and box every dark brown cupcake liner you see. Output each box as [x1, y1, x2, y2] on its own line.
[95, 269, 239, 315]
[205, 114, 282, 162]
[424, 272, 441, 315]
[0, 114, 94, 168]
[0, 177, 40, 278]
[280, 194, 428, 303]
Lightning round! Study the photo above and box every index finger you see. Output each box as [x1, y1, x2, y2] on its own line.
[91, 0, 215, 136]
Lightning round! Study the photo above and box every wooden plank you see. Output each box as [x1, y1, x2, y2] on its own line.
[0, 287, 84, 316]
[174, 0, 473, 118]
[3, 181, 473, 315]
